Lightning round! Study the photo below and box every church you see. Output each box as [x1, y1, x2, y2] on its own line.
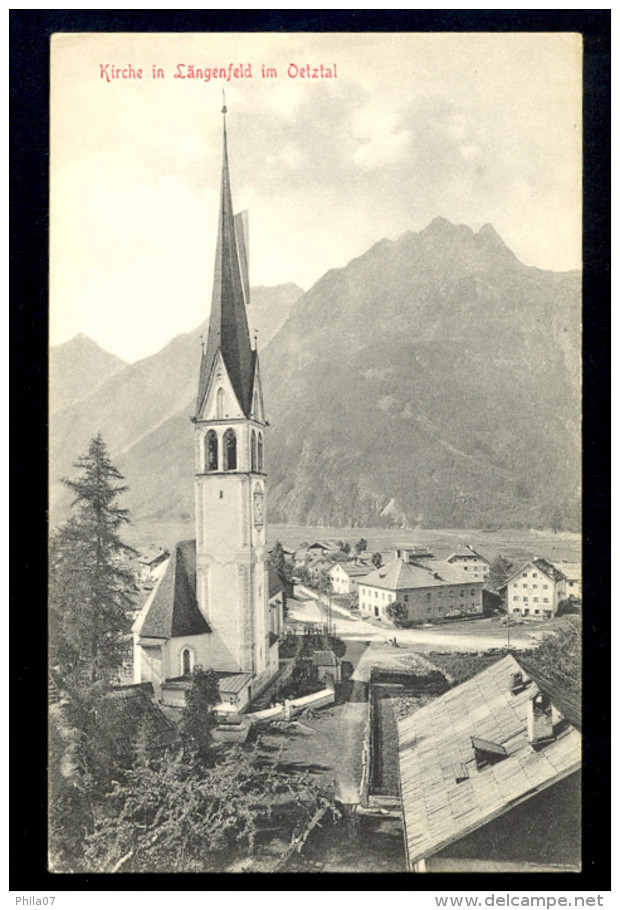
[132, 105, 281, 711]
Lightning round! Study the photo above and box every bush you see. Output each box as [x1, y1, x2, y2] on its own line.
[386, 601, 409, 627]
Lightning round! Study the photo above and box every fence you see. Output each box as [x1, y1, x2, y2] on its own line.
[248, 686, 335, 724]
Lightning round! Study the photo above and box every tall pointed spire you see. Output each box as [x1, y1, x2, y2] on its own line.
[196, 103, 255, 417]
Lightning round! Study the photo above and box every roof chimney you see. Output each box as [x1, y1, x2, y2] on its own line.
[510, 671, 526, 695]
[527, 691, 556, 750]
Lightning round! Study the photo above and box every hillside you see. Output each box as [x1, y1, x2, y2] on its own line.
[261, 219, 581, 530]
[49, 333, 127, 415]
[49, 283, 303, 520]
[50, 221, 580, 531]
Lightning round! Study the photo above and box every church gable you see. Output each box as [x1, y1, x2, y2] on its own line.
[198, 349, 245, 422]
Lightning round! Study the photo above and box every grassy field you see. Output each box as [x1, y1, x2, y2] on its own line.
[125, 518, 581, 568]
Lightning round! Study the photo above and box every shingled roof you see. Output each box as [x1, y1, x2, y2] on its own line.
[134, 540, 210, 640]
[397, 654, 581, 869]
[502, 557, 567, 590]
[360, 557, 476, 591]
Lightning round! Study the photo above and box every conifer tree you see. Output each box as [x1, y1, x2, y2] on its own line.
[49, 433, 136, 683]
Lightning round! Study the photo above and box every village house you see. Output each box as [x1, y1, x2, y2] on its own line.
[358, 549, 483, 622]
[502, 557, 568, 621]
[136, 546, 170, 586]
[445, 546, 490, 581]
[397, 653, 581, 872]
[556, 562, 582, 601]
[329, 561, 373, 595]
[132, 105, 281, 711]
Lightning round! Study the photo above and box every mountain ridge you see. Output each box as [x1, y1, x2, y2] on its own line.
[50, 221, 580, 532]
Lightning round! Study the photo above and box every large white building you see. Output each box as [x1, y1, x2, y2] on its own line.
[132, 106, 281, 709]
[358, 550, 483, 622]
[503, 557, 569, 621]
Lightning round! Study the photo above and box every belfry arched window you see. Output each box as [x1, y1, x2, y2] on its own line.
[206, 430, 218, 471]
[251, 430, 257, 472]
[216, 388, 225, 419]
[223, 428, 237, 471]
[257, 432, 264, 473]
[182, 648, 192, 676]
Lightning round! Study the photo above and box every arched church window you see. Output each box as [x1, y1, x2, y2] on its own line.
[182, 648, 192, 676]
[251, 430, 257, 472]
[217, 387, 225, 419]
[223, 428, 237, 471]
[257, 432, 264, 473]
[206, 430, 218, 472]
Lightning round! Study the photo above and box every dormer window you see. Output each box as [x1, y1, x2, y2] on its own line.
[471, 736, 507, 770]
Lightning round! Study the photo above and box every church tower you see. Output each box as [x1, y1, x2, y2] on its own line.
[192, 102, 270, 684]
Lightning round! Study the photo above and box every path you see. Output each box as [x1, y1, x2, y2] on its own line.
[287, 594, 545, 652]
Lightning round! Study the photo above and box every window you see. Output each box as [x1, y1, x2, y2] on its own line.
[449, 590, 454, 597]
[460, 603, 465, 610]
[257, 432, 264, 472]
[543, 584, 548, 589]
[522, 583, 527, 588]
[216, 387, 225, 419]
[532, 584, 538, 589]
[206, 430, 218, 471]
[513, 596, 519, 601]
[223, 428, 237, 470]
[374, 606, 379, 617]
[523, 597, 529, 602]
[426, 592, 431, 601]
[533, 597, 538, 603]
[427, 606, 432, 613]
[523, 609, 530, 616]
[404, 594, 409, 602]
[532, 573, 538, 578]
[251, 430, 257, 472]
[181, 648, 192, 676]
[470, 589, 476, 595]
[460, 590, 465, 596]
[543, 598, 549, 603]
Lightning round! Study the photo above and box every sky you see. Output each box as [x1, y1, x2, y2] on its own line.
[50, 32, 582, 363]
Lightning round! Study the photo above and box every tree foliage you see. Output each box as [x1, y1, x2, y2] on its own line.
[270, 540, 286, 573]
[83, 744, 328, 873]
[371, 552, 382, 569]
[526, 619, 582, 692]
[49, 433, 136, 683]
[386, 600, 409, 627]
[354, 538, 367, 555]
[487, 555, 514, 593]
[181, 668, 221, 756]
